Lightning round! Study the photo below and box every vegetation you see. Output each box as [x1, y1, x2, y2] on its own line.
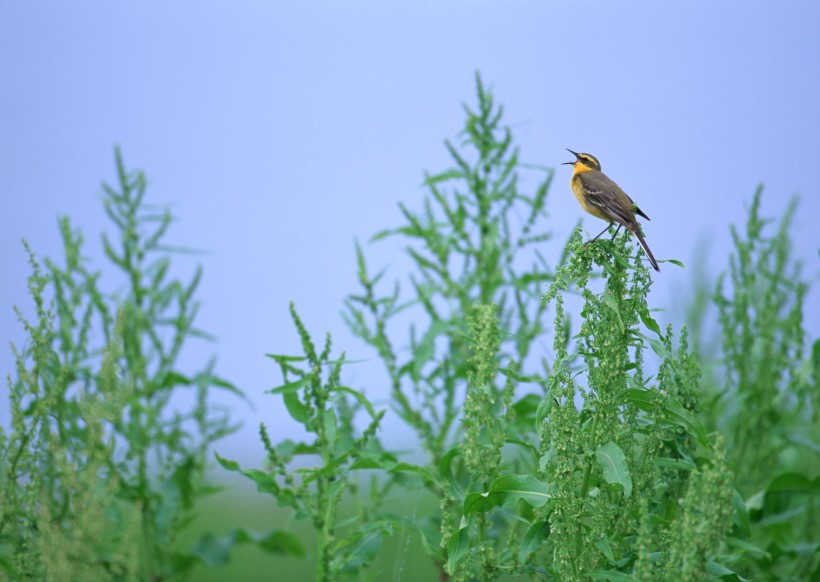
[0, 151, 242, 580]
[2, 76, 817, 581]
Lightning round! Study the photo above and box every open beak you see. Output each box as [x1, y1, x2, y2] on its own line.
[562, 148, 580, 165]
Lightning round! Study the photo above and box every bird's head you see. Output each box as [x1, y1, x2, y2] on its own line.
[563, 149, 601, 171]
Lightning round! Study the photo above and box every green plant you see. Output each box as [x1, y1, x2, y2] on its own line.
[341, 74, 741, 580]
[705, 188, 819, 580]
[535, 232, 737, 581]
[344, 74, 557, 578]
[0, 149, 241, 580]
[217, 302, 392, 581]
[3, 76, 816, 582]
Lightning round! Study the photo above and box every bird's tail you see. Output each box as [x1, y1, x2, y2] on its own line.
[633, 230, 660, 272]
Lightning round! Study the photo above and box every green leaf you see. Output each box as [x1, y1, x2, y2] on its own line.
[353, 238, 367, 284]
[707, 560, 749, 580]
[159, 371, 191, 388]
[348, 457, 381, 470]
[439, 447, 461, 484]
[191, 528, 304, 568]
[601, 290, 625, 333]
[415, 521, 445, 563]
[624, 387, 654, 410]
[651, 457, 696, 471]
[370, 226, 416, 242]
[767, 472, 820, 494]
[323, 408, 337, 449]
[639, 309, 661, 337]
[390, 462, 434, 483]
[330, 385, 378, 419]
[625, 389, 711, 448]
[463, 491, 498, 514]
[446, 527, 470, 575]
[595, 442, 632, 498]
[725, 536, 770, 560]
[423, 168, 464, 185]
[647, 337, 673, 360]
[257, 530, 305, 557]
[510, 393, 542, 419]
[349, 453, 434, 483]
[333, 520, 397, 573]
[662, 398, 710, 448]
[588, 570, 636, 581]
[208, 374, 246, 398]
[535, 396, 552, 429]
[190, 533, 238, 568]
[269, 378, 308, 394]
[282, 390, 309, 424]
[264, 353, 308, 362]
[463, 474, 549, 514]
[594, 535, 616, 562]
[413, 319, 448, 372]
[506, 437, 539, 456]
[731, 490, 751, 536]
[519, 521, 549, 562]
[214, 452, 240, 472]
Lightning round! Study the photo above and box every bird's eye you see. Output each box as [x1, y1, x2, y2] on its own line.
[580, 156, 597, 168]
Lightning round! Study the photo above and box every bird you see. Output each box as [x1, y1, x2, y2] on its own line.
[563, 149, 660, 272]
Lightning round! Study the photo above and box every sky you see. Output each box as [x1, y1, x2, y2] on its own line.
[2, 2, 819, 465]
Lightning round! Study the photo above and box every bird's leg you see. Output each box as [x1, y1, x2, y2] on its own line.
[587, 223, 613, 244]
[609, 224, 623, 240]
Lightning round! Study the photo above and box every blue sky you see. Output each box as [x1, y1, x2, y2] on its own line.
[2, 2, 818, 462]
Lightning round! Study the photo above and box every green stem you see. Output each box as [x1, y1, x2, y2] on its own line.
[574, 414, 600, 572]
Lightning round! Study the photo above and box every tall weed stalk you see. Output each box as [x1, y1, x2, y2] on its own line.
[343, 74, 739, 580]
[0, 149, 241, 580]
[705, 188, 819, 580]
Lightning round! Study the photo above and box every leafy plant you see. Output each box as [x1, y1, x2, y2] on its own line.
[341, 74, 741, 580]
[2, 76, 816, 582]
[344, 74, 557, 578]
[0, 149, 241, 580]
[705, 188, 819, 580]
[217, 302, 393, 581]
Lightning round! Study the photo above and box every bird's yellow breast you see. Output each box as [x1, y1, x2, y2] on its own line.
[570, 173, 609, 221]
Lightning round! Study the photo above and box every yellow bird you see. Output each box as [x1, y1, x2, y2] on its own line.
[563, 149, 659, 272]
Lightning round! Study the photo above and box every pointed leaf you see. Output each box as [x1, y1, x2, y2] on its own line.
[639, 309, 661, 337]
[588, 570, 637, 581]
[519, 521, 550, 562]
[331, 385, 378, 419]
[446, 526, 470, 575]
[323, 408, 337, 449]
[595, 442, 632, 498]
[283, 390, 309, 424]
[464, 474, 549, 514]
[269, 378, 308, 394]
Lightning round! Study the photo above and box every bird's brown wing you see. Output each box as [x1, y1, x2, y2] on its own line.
[577, 171, 638, 228]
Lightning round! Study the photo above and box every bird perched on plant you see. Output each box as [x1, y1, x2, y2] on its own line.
[563, 149, 660, 272]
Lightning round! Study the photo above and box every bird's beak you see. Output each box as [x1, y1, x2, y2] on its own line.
[563, 148, 580, 165]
